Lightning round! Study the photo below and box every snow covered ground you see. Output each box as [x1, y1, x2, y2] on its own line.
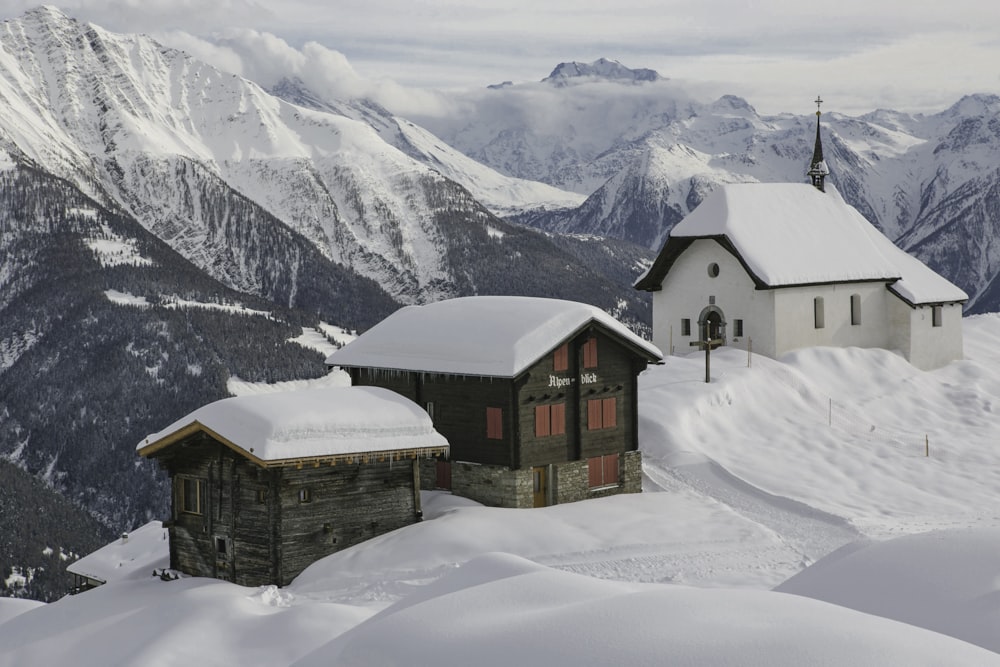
[4, 315, 1000, 665]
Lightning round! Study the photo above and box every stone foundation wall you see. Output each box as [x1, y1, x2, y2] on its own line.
[451, 461, 533, 508]
[422, 451, 642, 508]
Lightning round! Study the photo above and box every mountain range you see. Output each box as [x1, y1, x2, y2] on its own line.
[2, 6, 1000, 599]
[409, 64, 1000, 314]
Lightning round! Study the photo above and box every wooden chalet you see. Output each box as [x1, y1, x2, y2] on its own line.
[136, 386, 448, 587]
[325, 296, 662, 508]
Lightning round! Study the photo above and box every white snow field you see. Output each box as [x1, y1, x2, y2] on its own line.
[4, 314, 1000, 665]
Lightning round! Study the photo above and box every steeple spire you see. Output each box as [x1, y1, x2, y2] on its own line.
[807, 95, 829, 192]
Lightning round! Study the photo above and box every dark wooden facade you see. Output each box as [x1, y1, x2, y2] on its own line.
[345, 323, 656, 508]
[149, 432, 431, 586]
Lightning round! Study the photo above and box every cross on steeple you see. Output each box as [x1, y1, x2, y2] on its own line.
[807, 95, 829, 192]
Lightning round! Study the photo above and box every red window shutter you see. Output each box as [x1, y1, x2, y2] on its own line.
[553, 344, 568, 372]
[487, 407, 503, 439]
[535, 405, 550, 437]
[583, 337, 598, 369]
[602, 398, 617, 429]
[587, 399, 602, 430]
[603, 454, 619, 485]
[550, 403, 566, 436]
[588, 457, 603, 487]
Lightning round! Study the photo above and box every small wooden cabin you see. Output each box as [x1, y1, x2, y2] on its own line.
[325, 296, 662, 508]
[136, 386, 448, 587]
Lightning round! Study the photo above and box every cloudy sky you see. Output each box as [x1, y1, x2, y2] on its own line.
[5, 1, 1000, 116]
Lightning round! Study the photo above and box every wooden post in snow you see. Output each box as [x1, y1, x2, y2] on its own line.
[925, 434, 929, 458]
[690, 337, 722, 383]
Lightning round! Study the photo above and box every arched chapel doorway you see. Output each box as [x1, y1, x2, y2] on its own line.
[698, 305, 726, 349]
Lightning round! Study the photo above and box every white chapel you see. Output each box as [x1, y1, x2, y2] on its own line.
[634, 102, 968, 371]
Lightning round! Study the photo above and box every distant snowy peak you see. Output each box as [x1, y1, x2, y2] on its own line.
[542, 58, 663, 86]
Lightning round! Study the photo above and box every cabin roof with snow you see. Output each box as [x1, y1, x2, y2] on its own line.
[635, 183, 967, 306]
[136, 386, 449, 467]
[66, 521, 168, 585]
[325, 296, 662, 377]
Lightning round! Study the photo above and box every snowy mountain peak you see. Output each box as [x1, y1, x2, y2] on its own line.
[542, 58, 663, 86]
[709, 94, 758, 117]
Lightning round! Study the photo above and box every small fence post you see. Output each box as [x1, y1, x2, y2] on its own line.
[925, 434, 929, 458]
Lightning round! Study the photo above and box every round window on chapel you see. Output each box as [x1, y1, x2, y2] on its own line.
[708, 262, 720, 278]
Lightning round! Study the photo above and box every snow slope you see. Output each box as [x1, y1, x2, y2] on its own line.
[4, 316, 1000, 663]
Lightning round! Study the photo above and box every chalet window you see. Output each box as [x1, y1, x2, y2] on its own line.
[814, 297, 825, 329]
[851, 294, 861, 326]
[486, 407, 503, 440]
[587, 398, 617, 430]
[734, 319, 744, 337]
[588, 454, 620, 488]
[298, 488, 312, 504]
[681, 318, 691, 336]
[553, 344, 569, 372]
[535, 403, 566, 437]
[932, 305, 943, 327]
[179, 477, 205, 515]
[215, 536, 228, 557]
[582, 336, 598, 368]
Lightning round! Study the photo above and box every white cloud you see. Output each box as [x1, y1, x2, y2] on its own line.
[3, 1, 1000, 116]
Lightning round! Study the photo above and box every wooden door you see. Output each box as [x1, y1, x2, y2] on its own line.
[532, 466, 547, 507]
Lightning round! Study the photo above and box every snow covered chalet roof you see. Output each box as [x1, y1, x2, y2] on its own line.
[66, 521, 168, 585]
[325, 296, 662, 377]
[136, 386, 448, 465]
[636, 182, 967, 305]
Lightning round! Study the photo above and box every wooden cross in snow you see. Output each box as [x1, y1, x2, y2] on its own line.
[690, 337, 723, 384]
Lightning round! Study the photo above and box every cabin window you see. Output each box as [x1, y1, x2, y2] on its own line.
[814, 297, 825, 329]
[535, 403, 566, 437]
[582, 337, 598, 368]
[179, 477, 205, 515]
[733, 319, 744, 337]
[932, 305, 943, 327]
[486, 407, 503, 439]
[553, 344, 569, 372]
[851, 294, 861, 326]
[708, 262, 720, 278]
[681, 318, 691, 336]
[587, 398, 617, 430]
[588, 454, 620, 488]
[298, 488, 312, 504]
[215, 536, 228, 557]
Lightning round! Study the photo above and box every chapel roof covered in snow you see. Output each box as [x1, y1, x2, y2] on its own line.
[136, 386, 448, 466]
[325, 296, 662, 377]
[635, 183, 968, 306]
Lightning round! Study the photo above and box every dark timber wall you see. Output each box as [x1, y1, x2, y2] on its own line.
[158, 434, 422, 586]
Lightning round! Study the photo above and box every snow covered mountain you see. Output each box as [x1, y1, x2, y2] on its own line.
[0, 7, 622, 312]
[412, 63, 1000, 313]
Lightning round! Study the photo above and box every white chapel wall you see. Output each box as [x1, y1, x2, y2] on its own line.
[772, 282, 892, 358]
[896, 301, 964, 370]
[652, 239, 774, 357]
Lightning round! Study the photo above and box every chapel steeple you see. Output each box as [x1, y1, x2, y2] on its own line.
[807, 95, 829, 192]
